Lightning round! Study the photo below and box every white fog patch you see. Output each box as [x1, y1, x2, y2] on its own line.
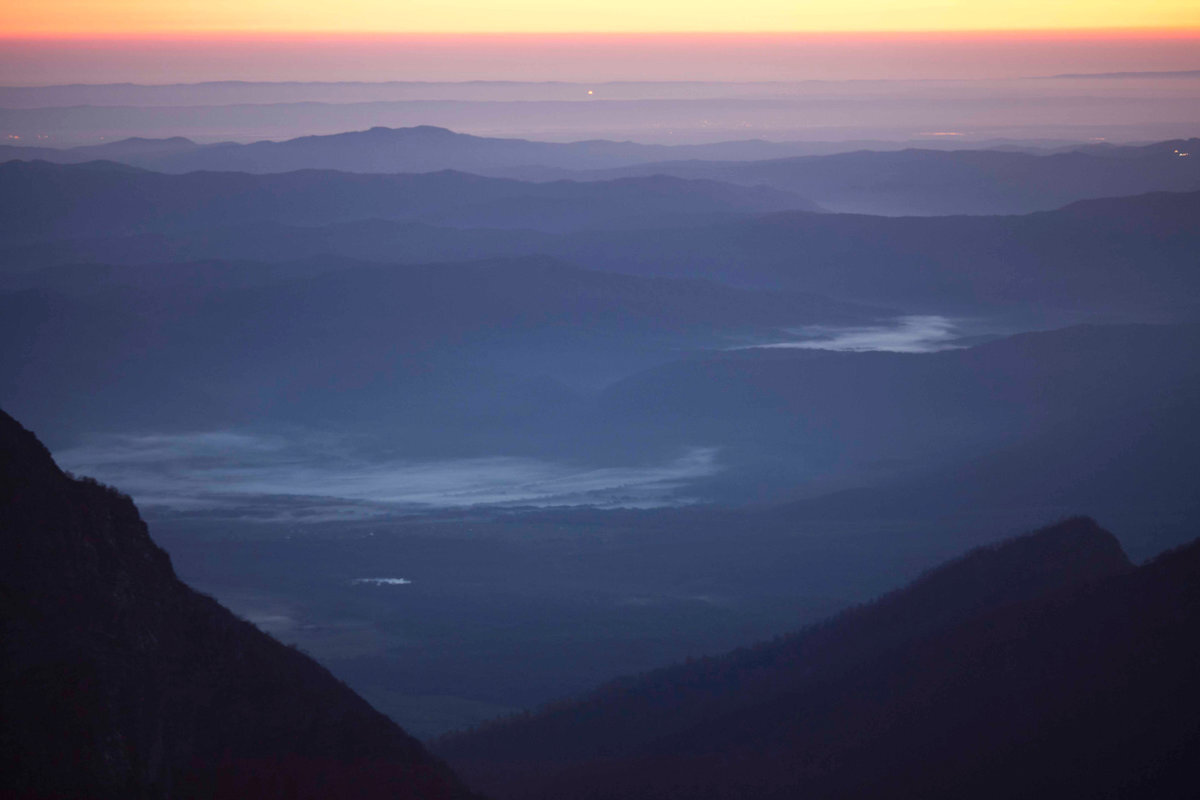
[54, 433, 719, 520]
[351, 578, 413, 586]
[744, 315, 964, 353]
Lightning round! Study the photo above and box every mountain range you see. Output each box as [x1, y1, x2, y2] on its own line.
[0, 125, 865, 173]
[4, 248, 1197, 522]
[3, 128, 1198, 215]
[0, 255, 882, 451]
[541, 137, 1200, 214]
[7, 403, 1199, 800]
[4, 166, 1196, 317]
[0, 159, 815, 244]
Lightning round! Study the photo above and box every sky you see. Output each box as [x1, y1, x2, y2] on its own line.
[4, 0, 1200, 35]
[1, 3, 1199, 84]
[2, 32, 1199, 85]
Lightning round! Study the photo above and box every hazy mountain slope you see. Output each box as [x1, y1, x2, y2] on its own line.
[0, 408, 478, 800]
[548, 190, 1200, 313]
[783, 379, 1200, 528]
[437, 516, 1191, 800]
[2, 129, 1195, 216]
[8, 190, 1195, 318]
[0, 256, 880, 449]
[0, 135, 204, 166]
[565, 139, 1200, 215]
[0, 219, 558, 273]
[590, 323, 1200, 499]
[0, 159, 815, 244]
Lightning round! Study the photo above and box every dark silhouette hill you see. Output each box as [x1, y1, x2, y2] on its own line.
[437, 516, 1200, 800]
[0, 408, 479, 800]
[0, 159, 815, 244]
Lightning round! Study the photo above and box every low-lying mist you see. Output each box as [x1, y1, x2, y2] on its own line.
[54, 432, 721, 520]
[740, 314, 965, 353]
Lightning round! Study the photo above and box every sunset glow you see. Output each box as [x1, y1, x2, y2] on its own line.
[4, 0, 1200, 36]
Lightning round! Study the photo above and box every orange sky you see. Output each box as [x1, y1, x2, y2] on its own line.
[5, 0, 1200, 36]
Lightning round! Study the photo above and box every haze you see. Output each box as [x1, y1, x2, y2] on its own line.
[3, 0, 1200, 797]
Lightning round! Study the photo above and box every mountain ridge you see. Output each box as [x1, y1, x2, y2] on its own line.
[0, 408, 480, 800]
[437, 516, 1200, 800]
[0, 159, 817, 244]
[3, 128, 1197, 215]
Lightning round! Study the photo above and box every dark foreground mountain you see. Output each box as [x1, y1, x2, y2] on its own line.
[438, 517, 1200, 800]
[0, 409, 478, 800]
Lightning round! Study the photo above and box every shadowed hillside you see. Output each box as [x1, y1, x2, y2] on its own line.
[438, 516, 1200, 800]
[0, 409, 479, 800]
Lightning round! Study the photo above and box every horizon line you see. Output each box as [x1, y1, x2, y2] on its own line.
[5, 27, 1200, 41]
[5, 70, 1200, 90]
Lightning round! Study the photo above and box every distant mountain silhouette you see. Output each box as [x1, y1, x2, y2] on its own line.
[0, 159, 816, 244]
[0, 408, 479, 799]
[540, 190, 1200, 312]
[0, 125, 1052, 175]
[556, 139, 1200, 215]
[0, 126, 794, 173]
[438, 516, 1200, 800]
[2, 127, 1196, 216]
[0, 135, 204, 165]
[8, 189, 1195, 317]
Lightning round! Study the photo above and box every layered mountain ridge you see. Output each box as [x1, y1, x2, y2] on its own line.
[4, 128, 1196, 216]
